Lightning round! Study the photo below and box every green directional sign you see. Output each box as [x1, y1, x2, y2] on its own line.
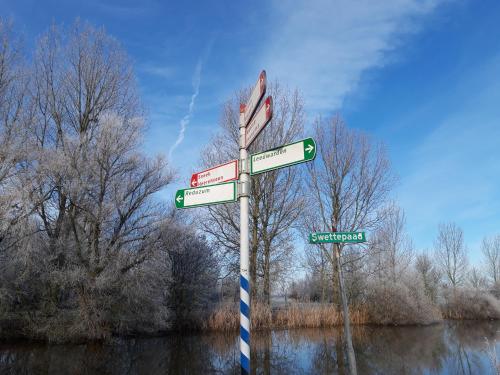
[250, 137, 316, 175]
[309, 231, 366, 244]
[175, 181, 237, 209]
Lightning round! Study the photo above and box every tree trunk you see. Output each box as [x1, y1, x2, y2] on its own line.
[320, 261, 326, 303]
[335, 243, 357, 375]
[250, 195, 260, 300]
[263, 239, 271, 306]
[331, 245, 340, 306]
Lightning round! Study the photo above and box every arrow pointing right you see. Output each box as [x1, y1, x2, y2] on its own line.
[303, 138, 317, 161]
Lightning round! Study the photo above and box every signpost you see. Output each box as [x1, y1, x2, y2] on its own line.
[250, 138, 316, 175]
[190, 159, 238, 187]
[173, 70, 316, 375]
[238, 105, 251, 375]
[309, 231, 366, 244]
[244, 96, 273, 148]
[243, 70, 266, 126]
[175, 182, 237, 209]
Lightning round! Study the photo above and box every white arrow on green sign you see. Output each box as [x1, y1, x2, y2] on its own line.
[250, 138, 316, 175]
[175, 181, 237, 209]
[309, 231, 366, 244]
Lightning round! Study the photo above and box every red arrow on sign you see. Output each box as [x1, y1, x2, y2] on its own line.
[191, 174, 199, 187]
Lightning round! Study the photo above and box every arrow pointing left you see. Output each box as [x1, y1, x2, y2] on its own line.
[175, 191, 185, 208]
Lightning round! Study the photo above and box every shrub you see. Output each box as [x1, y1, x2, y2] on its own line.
[365, 280, 442, 325]
[441, 288, 500, 320]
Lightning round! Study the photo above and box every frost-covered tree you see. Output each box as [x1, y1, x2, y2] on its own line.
[372, 203, 413, 283]
[415, 253, 441, 303]
[0, 20, 175, 340]
[482, 235, 500, 285]
[435, 222, 468, 288]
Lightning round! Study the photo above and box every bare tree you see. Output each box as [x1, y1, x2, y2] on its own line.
[482, 235, 500, 285]
[12, 21, 174, 339]
[159, 218, 219, 328]
[200, 82, 305, 304]
[468, 266, 487, 290]
[372, 203, 413, 283]
[415, 252, 441, 303]
[305, 115, 393, 375]
[0, 19, 32, 246]
[303, 244, 330, 302]
[304, 115, 394, 303]
[0, 19, 37, 318]
[62, 113, 171, 274]
[29, 21, 143, 260]
[435, 222, 468, 288]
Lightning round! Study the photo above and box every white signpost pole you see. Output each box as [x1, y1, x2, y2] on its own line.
[239, 104, 251, 375]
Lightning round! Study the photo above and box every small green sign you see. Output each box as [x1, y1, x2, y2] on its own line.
[309, 231, 366, 244]
[250, 137, 316, 175]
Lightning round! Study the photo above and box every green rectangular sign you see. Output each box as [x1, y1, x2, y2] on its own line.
[309, 231, 366, 244]
[175, 181, 237, 209]
[250, 137, 316, 175]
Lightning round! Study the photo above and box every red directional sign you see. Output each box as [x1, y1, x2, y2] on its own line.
[190, 159, 239, 188]
[243, 70, 266, 126]
[245, 96, 273, 148]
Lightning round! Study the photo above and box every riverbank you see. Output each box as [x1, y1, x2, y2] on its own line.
[2, 287, 500, 342]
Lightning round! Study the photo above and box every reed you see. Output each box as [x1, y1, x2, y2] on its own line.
[204, 302, 370, 331]
[204, 303, 239, 331]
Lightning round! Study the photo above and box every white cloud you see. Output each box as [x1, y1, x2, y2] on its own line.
[167, 37, 215, 161]
[168, 60, 203, 161]
[259, 0, 447, 112]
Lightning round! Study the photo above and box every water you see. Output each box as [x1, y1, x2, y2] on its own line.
[1, 321, 499, 374]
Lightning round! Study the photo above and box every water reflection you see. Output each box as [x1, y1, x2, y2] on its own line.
[1, 321, 498, 374]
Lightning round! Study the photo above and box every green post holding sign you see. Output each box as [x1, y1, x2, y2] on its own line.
[309, 229, 366, 375]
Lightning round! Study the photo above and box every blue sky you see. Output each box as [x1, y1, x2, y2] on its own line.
[2, 0, 500, 262]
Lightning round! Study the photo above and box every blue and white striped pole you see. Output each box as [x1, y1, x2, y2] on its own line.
[239, 104, 251, 375]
